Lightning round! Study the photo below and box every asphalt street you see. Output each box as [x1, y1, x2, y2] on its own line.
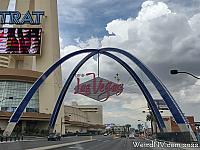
[51, 136, 186, 150]
[0, 135, 196, 150]
[0, 136, 91, 150]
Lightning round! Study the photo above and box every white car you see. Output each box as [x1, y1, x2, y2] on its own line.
[103, 133, 108, 136]
[129, 134, 135, 139]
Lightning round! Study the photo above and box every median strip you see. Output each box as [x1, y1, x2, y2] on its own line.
[26, 139, 95, 150]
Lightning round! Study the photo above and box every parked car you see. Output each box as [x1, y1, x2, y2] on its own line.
[134, 133, 139, 137]
[129, 134, 135, 139]
[77, 132, 92, 136]
[103, 133, 108, 136]
[120, 133, 126, 138]
[47, 133, 61, 141]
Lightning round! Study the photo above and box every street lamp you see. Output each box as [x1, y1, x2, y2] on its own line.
[60, 117, 66, 136]
[170, 70, 200, 79]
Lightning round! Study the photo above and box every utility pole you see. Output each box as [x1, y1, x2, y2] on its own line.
[61, 117, 63, 135]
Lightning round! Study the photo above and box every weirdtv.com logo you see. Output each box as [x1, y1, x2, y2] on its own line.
[133, 141, 199, 148]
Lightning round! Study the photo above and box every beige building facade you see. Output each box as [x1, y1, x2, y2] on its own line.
[64, 102, 104, 133]
[0, 0, 64, 135]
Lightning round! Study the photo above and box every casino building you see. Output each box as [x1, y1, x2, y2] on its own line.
[0, 0, 104, 136]
[0, 0, 64, 134]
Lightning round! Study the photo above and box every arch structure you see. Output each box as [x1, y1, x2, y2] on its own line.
[3, 48, 197, 141]
[49, 51, 166, 133]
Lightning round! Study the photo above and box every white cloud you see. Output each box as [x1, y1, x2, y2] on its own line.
[136, 1, 172, 21]
[60, 0, 200, 125]
[60, 37, 101, 56]
[77, 37, 101, 49]
[59, 37, 64, 49]
[189, 13, 200, 35]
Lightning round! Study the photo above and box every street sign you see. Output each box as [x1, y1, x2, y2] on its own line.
[154, 99, 169, 110]
[74, 73, 123, 101]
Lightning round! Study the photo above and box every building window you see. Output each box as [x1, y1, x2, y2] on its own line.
[26, 108, 39, 112]
[0, 81, 39, 112]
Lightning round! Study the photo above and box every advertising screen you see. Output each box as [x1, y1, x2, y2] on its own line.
[0, 28, 42, 55]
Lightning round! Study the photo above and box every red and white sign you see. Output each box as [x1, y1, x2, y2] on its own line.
[74, 73, 124, 101]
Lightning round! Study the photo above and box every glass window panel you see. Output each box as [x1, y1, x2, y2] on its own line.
[0, 81, 39, 112]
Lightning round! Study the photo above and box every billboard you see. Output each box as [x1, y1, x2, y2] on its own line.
[0, 28, 42, 55]
[74, 73, 124, 101]
[154, 99, 169, 110]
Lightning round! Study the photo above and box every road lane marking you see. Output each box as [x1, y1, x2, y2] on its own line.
[68, 143, 84, 149]
[103, 140, 110, 142]
[0, 136, 80, 144]
[0, 139, 45, 144]
[26, 139, 95, 150]
[0, 140, 30, 143]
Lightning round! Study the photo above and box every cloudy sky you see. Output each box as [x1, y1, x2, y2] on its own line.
[56, 0, 200, 127]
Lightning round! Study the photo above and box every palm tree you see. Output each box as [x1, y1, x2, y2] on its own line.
[125, 124, 131, 135]
[146, 112, 156, 135]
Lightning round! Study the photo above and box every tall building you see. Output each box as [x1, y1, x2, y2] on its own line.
[0, 0, 64, 134]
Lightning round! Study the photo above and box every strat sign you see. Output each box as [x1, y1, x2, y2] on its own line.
[0, 11, 44, 25]
[74, 73, 124, 101]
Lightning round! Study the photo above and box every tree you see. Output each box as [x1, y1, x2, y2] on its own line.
[125, 124, 131, 134]
[137, 123, 143, 131]
[146, 111, 156, 135]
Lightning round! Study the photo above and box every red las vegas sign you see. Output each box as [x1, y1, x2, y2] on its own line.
[74, 73, 124, 101]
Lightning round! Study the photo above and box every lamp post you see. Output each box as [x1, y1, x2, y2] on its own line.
[60, 117, 65, 136]
[170, 70, 200, 79]
[171, 70, 200, 142]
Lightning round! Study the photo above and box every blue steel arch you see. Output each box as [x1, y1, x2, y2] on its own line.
[100, 48, 186, 125]
[49, 51, 166, 132]
[5, 48, 193, 138]
[9, 49, 97, 123]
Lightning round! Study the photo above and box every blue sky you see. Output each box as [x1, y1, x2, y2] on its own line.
[57, 0, 145, 45]
[57, 0, 200, 46]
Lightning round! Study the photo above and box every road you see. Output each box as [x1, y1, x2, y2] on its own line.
[0, 135, 196, 150]
[0, 136, 91, 150]
[51, 136, 186, 150]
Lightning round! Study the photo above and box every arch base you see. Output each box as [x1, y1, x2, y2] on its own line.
[179, 124, 197, 141]
[3, 122, 16, 136]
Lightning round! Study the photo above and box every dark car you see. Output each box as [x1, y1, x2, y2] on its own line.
[120, 133, 126, 138]
[47, 133, 61, 141]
